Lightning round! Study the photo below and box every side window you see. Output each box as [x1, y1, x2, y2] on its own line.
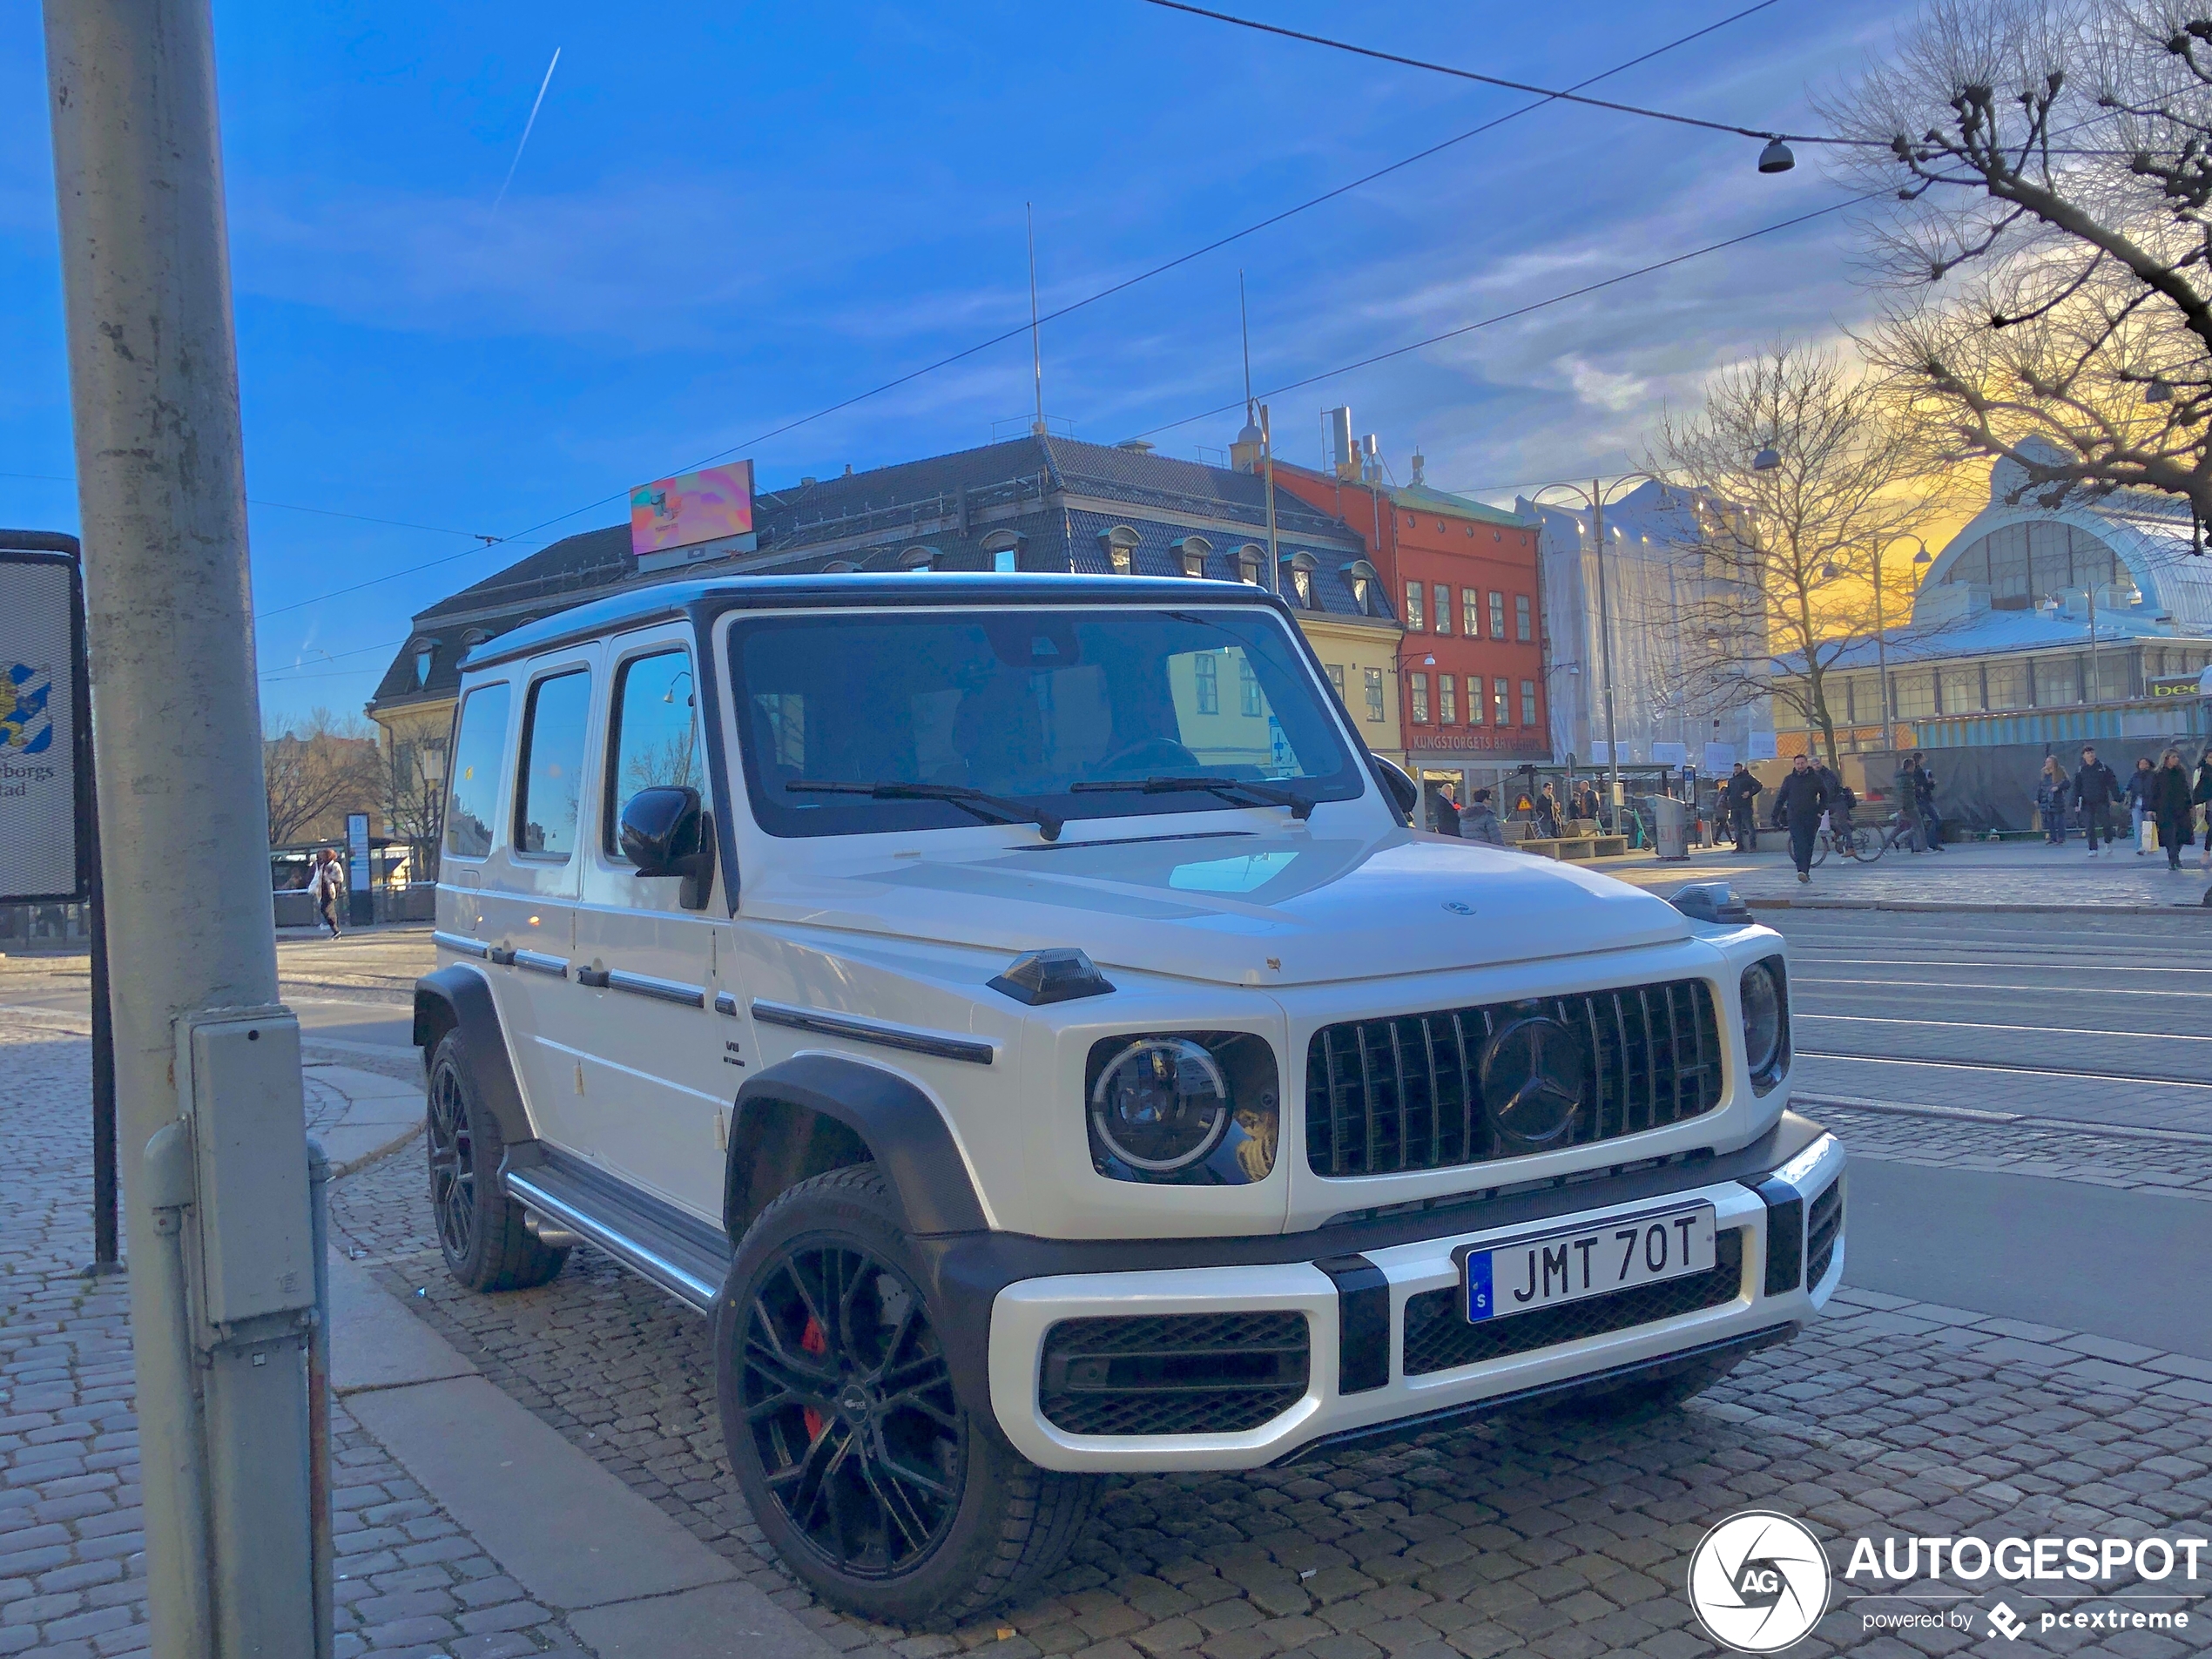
[515, 669, 593, 859]
[444, 683, 512, 860]
[604, 650, 706, 856]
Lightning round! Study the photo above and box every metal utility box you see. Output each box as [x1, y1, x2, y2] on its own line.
[1650, 795, 1690, 860]
[179, 1009, 315, 1330]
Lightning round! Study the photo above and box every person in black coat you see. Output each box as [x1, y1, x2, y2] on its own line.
[1721, 763, 1764, 852]
[2154, 748, 2195, 872]
[2073, 745, 2122, 857]
[1769, 753, 1833, 883]
[2193, 751, 2212, 873]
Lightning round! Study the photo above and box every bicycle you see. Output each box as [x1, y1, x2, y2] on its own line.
[1809, 813, 1884, 866]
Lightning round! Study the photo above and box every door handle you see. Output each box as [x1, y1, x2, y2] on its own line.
[577, 966, 612, 988]
[489, 946, 516, 966]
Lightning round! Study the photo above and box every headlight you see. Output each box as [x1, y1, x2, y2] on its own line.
[1085, 1032, 1279, 1184]
[1740, 956, 1789, 1089]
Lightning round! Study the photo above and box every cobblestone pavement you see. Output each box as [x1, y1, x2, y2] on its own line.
[0, 1026, 590, 1658]
[326, 1121, 2212, 1659]
[1607, 837, 2212, 910]
[1802, 1102, 2212, 1197]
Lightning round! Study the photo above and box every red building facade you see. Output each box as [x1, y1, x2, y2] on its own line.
[1273, 463, 1549, 784]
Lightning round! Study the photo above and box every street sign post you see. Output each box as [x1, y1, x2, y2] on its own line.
[0, 535, 119, 1272]
[345, 811, 373, 928]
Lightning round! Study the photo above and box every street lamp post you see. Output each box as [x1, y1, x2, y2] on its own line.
[1530, 475, 1663, 832]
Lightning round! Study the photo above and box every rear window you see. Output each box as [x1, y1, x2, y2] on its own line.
[443, 683, 511, 860]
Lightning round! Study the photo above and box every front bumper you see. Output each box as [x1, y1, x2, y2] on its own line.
[976, 1123, 1844, 1472]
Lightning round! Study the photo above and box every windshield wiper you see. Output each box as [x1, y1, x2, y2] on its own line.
[1069, 775, 1313, 820]
[786, 779, 1064, 842]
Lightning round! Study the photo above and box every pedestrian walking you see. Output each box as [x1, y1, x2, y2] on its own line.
[1721, 762, 1763, 853]
[1890, 756, 1926, 853]
[1908, 752, 1945, 852]
[2124, 757, 2157, 855]
[2038, 756, 2070, 845]
[1460, 786, 1506, 846]
[1534, 782, 1561, 839]
[1770, 752, 1832, 884]
[2154, 748, 2195, 872]
[307, 846, 345, 940]
[2072, 745, 2121, 857]
[1429, 783, 1463, 837]
[2194, 750, 2212, 872]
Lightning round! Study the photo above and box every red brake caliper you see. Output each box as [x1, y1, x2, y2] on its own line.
[799, 1317, 827, 1443]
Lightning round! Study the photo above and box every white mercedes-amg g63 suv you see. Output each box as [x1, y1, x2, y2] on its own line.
[414, 573, 1844, 1626]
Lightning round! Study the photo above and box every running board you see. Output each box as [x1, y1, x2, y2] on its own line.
[502, 1144, 732, 1314]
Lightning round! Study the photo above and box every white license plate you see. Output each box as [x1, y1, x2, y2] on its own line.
[1461, 1204, 1717, 1323]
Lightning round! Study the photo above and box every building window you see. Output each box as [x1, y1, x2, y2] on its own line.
[1986, 660, 2026, 711]
[1892, 669, 1937, 718]
[1433, 583, 1451, 634]
[1350, 574, 1370, 612]
[1195, 653, 1218, 714]
[1097, 526, 1139, 575]
[1237, 550, 1261, 584]
[1109, 546, 1133, 576]
[1494, 678, 1510, 725]
[1462, 589, 1480, 637]
[1174, 535, 1211, 578]
[1515, 595, 1532, 642]
[1180, 550, 1204, 577]
[1405, 583, 1425, 631]
[412, 638, 440, 690]
[1325, 664, 1345, 704]
[1488, 592, 1506, 640]
[1521, 679, 1537, 726]
[994, 550, 1016, 573]
[900, 545, 940, 573]
[1292, 566, 1314, 608]
[1466, 671, 1484, 723]
[1409, 673, 1431, 724]
[1438, 674, 1457, 724]
[1239, 659, 1262, 717]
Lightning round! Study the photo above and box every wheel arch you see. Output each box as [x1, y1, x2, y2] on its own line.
[726, 1053, 988, 1244]
[414, 965, 536, 1149]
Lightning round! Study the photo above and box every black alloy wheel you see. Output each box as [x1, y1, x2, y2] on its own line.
[738, 1237, 964, 1579]
[718, 1165, 1096, 1626]
[427, 1059, 476, 1262]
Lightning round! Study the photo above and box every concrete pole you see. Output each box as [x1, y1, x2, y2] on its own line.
[44, 3, 318, 1654]
[1260, 404, 1280, 597]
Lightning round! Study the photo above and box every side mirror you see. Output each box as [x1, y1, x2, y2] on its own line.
[619, 786, 716, 910]
[1371, 754, 1419, 824]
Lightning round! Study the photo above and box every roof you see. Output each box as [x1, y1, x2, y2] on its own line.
[371, 435, 1380, 712]
[460, 571, 1293, 672]
[1407, 482, 1534, 528]
[1786, 602, 2208, 674]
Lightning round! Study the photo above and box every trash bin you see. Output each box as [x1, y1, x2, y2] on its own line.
[1650, 795, 1690, 861]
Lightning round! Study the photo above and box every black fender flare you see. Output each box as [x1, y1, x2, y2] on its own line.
[726, 1053, 987, 1243]
[412, 965, 536, 1150]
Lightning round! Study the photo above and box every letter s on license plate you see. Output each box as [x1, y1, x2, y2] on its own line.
[1461, 1204, 1716, 1323]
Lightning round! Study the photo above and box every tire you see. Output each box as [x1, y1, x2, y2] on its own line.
[425, 1029, 569, 1293]
[1810, 833, 1829, 868]
[716, 1166, 1096, 1628]
[1848, 826, 1883, 863]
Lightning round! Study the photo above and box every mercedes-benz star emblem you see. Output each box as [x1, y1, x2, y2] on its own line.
[1477, 1014, 1586, 1149]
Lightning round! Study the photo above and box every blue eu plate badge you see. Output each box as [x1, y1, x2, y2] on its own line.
[1465, 1251, 1494, 1321]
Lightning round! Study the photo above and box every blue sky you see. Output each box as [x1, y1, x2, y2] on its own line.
[0, 1, 1914, 728]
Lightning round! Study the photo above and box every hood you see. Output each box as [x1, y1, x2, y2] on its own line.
[744, 828, 1692, 987]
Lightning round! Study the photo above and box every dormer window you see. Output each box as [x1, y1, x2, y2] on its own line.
[1172, 535, 1212, 578]
[900, 545, 941, 573]
[1282, 551, 1318, 610]
[981, 530, 1024, 574]
[1342, 560, 1384, 617]
[1234, 543, 1264, 585]
[412, 638, 440, 689]
[1098, 525, 1141, 576]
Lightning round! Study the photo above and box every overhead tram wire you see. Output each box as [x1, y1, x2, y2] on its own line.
[1131, 192, 1879, 441]
[1136, 0, 2149, 164]
[252, 0, 1788, 625]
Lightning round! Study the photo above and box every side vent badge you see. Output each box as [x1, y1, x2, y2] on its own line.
[988, 948, 1116, 1006]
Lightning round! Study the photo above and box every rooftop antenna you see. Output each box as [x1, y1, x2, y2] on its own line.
[1028, 203, 1046, 438]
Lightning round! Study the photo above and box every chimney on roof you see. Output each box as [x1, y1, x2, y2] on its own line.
[1229, 413, 1263, 474]
[1411, 448, 1426, 486]
[1116, 438, 1155, 454]
[1328, 407, 1357, 482]
[843, 463, 853, 476]
[1361, 434, 1380, 484]
[800, 476, 817, 489]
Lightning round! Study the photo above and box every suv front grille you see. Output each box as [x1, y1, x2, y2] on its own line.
[1806, 1181, 1843, 1288]
[1305, 979, 1724, 1177]
[1038, 1312, 1309, 1437]
[1401, 1229, 1746, 1376]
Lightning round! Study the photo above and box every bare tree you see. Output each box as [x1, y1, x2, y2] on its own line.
[1824, 0, 2212, 520]
[381, 736, 448, 887]
[1652, 344, 1954, 767]
[264, 708, 383, 849]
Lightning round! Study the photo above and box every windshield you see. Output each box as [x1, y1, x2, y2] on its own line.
[729, 605, 1366, 838]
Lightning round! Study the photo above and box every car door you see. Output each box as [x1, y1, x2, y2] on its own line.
[476, 647, 598, 1142]
[570, 629, 728, 1215]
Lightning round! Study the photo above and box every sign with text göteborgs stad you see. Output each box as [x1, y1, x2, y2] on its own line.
[0, 549, 88, 904]
[630, 460, 756, 572]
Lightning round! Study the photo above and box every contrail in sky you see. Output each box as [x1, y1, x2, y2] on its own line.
[489, 47, 561, 220]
